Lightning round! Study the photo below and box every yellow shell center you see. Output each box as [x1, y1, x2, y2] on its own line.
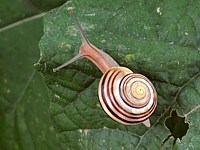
[131, 82, 146, 100]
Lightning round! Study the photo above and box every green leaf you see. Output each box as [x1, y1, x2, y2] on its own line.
[0, 0, 67, 149]
[36, 0, 200, 149]
[0, 0, 67, 28]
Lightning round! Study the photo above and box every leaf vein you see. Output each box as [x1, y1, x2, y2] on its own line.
[0, 13, 46, 33]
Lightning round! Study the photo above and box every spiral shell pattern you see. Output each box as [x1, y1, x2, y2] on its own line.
[98, 67, 157, 125]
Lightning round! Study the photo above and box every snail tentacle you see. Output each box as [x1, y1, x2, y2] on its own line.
[53, 53, 84, 72]
[53, 10, 119, 73]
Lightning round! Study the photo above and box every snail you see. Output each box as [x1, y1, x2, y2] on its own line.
[53, 11, 157, 127]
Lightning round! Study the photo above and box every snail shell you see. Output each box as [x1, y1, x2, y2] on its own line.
[99, 67, 157, 126]
[53, 10, 157, 127]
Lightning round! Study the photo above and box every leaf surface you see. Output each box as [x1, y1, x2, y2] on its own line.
[0, 0, 67, 149]
[36, 0, 200, 149]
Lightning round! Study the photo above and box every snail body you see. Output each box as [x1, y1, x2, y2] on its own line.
[53, 11, 157, 127]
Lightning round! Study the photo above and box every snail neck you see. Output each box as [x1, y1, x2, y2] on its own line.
[80, 42, 119, 73]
